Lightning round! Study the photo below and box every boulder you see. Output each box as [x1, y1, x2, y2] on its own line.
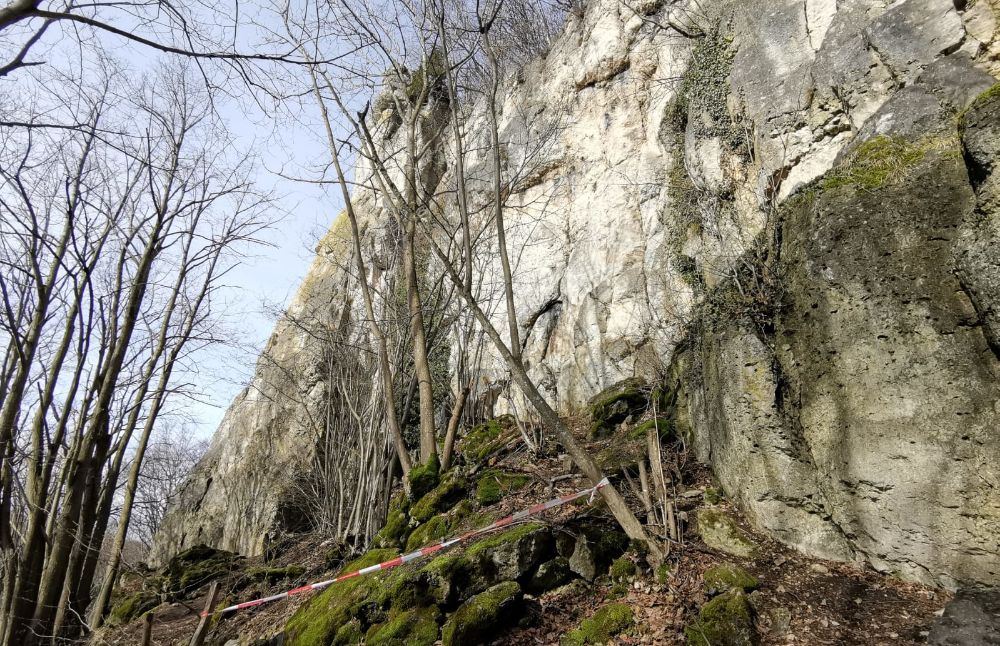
[684, 590, 756, 646]
[695, 508, 758, 559]
[928, 588, 1000, 645]
[441, 581, 522, 646]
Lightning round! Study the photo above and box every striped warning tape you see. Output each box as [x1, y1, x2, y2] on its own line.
[204, 477, 610, 616]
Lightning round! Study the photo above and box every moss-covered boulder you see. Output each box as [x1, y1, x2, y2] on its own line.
[161, 544, 239, 599]
[587, 377, 649, 438]
[684, 590, 756, 646]
[365, 606, 441, 646]
[562, 603, 634, 645]
[527, 557, 572, 594]
[410, 471, 467, 523]
[420, 554, 465, 606]
[408, 454, 441, 501]
[285, 549, 402, 646]
[406, 501, 472, 551]
[567, 525, 629, 581]
[475, 469, 531, 506]
[458, 416, 516, 464]
[465, 522, 553, 584]
[609, 556, 637, 581]
[244, 564, 306, 585]
[628, 417, 674, 441]
[441, 581, 522, 646]
[695, 508, 758, 558]
[107, 591, 159, 626]
[703, 563, 759, 596]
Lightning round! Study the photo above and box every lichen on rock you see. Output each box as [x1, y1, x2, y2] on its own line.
[703, 563, 759, 596]
[695, 508, 758, 559]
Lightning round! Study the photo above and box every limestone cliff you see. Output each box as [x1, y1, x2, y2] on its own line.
[151, 0, 1000, 589]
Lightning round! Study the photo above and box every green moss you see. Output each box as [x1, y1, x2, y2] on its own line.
[475, 470, 531, 506]
[161, 544, 238, 599]
[409, 454, 441, 501]
[441, 581, 522, 646]
[332, 620, 364, 645]
[562, 603, 634, 645]
[410, 471, 467, 522]
[684, 591, 755, 646]
[968, 82, 1000, 112]
[409, 501, 472, 551]
[459, 416, 515, 464]
[527, 557, 572, 593]
[676, 31, 736, 136]
[609, 556, 637, 581]
[628, 417, 674, 440]
[285, 549, 399, 646]
[704, 487, 723, 505]
[419, 554, 468, 605]
[656, 562, 673, 584]
[245, 565, 306, 584]
[406, 516, 450, 551]
[365, 606, 441, 646]
[107, 591, 159, 626]
[588, 378, 649, 438]
[703, 563, 759, 595]
[821, 136, 942, 191]
[465, 523, 545, 559]
[374, 507, 412, 549]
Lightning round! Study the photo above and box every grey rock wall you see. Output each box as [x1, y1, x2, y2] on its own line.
[152, 0, 1000, 588]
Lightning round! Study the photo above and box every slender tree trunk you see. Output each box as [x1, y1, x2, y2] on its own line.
[440, 385, 469, 471]
[425, 236, 664, 564]
[307, 67, 412, 478]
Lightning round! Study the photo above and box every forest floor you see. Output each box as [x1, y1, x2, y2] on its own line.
[94, 418, 949, 646]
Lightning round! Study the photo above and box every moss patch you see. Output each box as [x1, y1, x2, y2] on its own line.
[465, 523, 546, 560]
[411, 471, 467, 522]
[107, 591, 159, 626]
[459, 416, 515, 464]
[475, 470, 531, 506]
[161, 544, 239, 599]
[820, 136, 945, 191]
[703, 563, 759, 595]
[588, 378, 649, 438]
[684, 590, 756, 646]
[562, 603, 634, 645]
[409, 454, 441, 501]
[245, 565, 306, 585]
[441, 581, 522, 646]
[365, 606, 440, 646]
[609, 556, 637, 581]
[374, 507, 412, 550]
[627, 417, 674, 440]
[285, 549, 400, 646]
[406, 501, 471, 551]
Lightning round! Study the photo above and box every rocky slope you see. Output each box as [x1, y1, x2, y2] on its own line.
[151, 0, 1000, 590]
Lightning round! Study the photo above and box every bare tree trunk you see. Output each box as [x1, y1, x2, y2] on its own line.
[306, 65, 413, 479]
[440, 384, 470, 471]
[424, 234, 664, 564]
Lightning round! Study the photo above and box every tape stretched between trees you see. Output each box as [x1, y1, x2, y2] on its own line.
[201, 477, 610, 617]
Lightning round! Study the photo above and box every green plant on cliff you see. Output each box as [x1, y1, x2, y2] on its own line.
[821, 136, 944, 191]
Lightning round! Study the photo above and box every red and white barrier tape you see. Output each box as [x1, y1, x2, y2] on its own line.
[204, 477, 610, 617]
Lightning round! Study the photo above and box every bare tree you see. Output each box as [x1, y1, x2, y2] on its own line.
[0, 59, 274, 645]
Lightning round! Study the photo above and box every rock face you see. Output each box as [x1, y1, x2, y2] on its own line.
[153, 0, 1000, 588]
